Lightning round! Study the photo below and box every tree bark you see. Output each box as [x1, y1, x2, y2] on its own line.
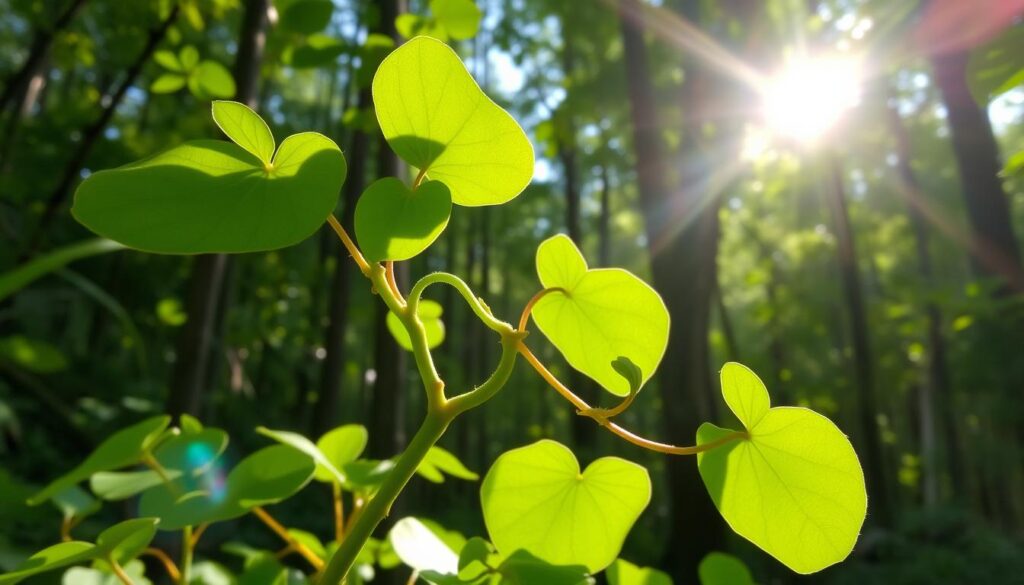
[166, 0, 268, 418]
[313, 88, 372, 435]
[619, 0, 727, 577]
[931, 49, 1024, 294]
[824, 155, 892, 525]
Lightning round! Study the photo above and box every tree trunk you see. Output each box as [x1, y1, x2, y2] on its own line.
[598, 165, 612, 266]
[166, 0, 268, 418]
[313, 88, 371, 435]
[824, 155, 892, 525]
[22, 5, 179, 256]
[0, 0, 88, 115]
[931, 49, 1024, 293]
[886, 101, 966, 505]
[619, 1, 726, 578]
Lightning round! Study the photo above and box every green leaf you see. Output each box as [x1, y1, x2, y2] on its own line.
[431, 0, 482, 40]
[480, 440, 650, 573]
[698, 552, 753, 585]
[967, 24, 1024, 104]
[140, 444, 315, 530]
[52, 486, 101, 521]
[389, 517, 459, 575]
[611, 356, 643, 394]
[188, 61, 236, 100]
[606, 559, 672, 585]
[257, 426, 345, 485]
[150, 73, 186, 93]
[212, 101, 274, 164]
[532, 235, 669, 396]
[291, 34, 347, 69]
[395, 14, 448, 42]
[0, 336, 67, 373]
[0, 541, 95, 584]
[387, 299, 445, 352]
[0, 238, 124, 301]
[355, 177, 452, 261]
[281, 0, 333, 34]
[29, 416, 171, 505]
[373, 36, 534, 206]
[315, 424, 369, 483]
[178, 46, 199, 70]
[339, 459, 394, 493]
[154, 49, 182, 72]
[416, 445, 478, 483]
[496, 550, 593, 585]
[63, 559, 151, 585]
[696, 363, 867, 574]
[90, 470, 173, 501]
[93, 518, 159, 564]
[72, 133, 346, 254]
[457, 537, 494, 580]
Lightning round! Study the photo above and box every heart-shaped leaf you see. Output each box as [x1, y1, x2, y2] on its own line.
[28, 416, 171, 505]
[373, 36, 534, 206]
[531, 235, 669, 397]
[481, 440, 650, 573]
[387, 299, 445, 351]
[495, 550, 593, 585]
[355, 177, 452, 261]
[698, 552, 754, 585]
[606, 559, 671, 585]
[212, 101, 274, 164]
[696, 363, 867, 574]
[73, 105, 346, 254]
[315, 424, 369, 483]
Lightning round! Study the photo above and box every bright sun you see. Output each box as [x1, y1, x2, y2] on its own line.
[762, 56, 862, 144]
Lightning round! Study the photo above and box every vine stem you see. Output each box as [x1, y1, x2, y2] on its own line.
[252, 506, 325, 570]
[326, 214, 369, 275]
[332, 483, 345, 543]
[517, 287, 567, 331]
[108, 557, 134, 585]
[143, 548, 181, 582]
[517, 342, 747, 454]
[179, 526, 193, 585]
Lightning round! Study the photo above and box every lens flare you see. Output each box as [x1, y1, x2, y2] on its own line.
[761, 56, 862, 144]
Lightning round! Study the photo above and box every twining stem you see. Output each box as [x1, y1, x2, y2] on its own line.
[108, 556, 134, 585]
[517, 343, 747, 454]
[409, 272, 511, 334]
[143, 548, 181, 582]
[179, 526, 193, 585]
[317, 413, 452, 584]
[327, 214, 369, 275]
[332, 483, 344, 543]
[518, 287, 568, 331]
[385, 260, 404, 303]
[252, 506, 325, 570]
[413, 167, 428, 188]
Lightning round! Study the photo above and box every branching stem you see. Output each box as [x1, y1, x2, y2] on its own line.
[108, 556, 135, 585]
[143, 548, 181, 582]
[252, 506, 325, 570]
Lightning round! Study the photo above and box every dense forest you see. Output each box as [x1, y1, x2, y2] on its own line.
[1, 0, 1023, 583]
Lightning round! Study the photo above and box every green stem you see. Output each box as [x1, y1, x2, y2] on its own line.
[408, 272, 512, 334]
[108, 556, 135, 585]
[318, 412, 452, 584]
[179, 526, 193, 585]
[447, 332, 524, 415]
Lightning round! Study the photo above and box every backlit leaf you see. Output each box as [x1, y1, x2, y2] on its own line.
[696, 363, 867, 574]
[388, 517, 459, 575]
[315, 424, 369, 483]
[698, 552, 753, 585]
[188, 61, 236, 100]
[355, 177, 451, 261]
[387, 299, 445, 351]
[373, 36, 534, 206]
[607, 559, 672, 585]
[531, 235, 669, 396]
[481, 440, 650, 573]
[415, 445, 477, 483]
[150, 73, 186, 93]
[0, 541, 95, 584]
[212, 101, 274, 164]
[431, 0, 482, 40]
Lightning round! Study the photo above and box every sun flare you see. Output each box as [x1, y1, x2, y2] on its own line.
[762, 56, 862, 144]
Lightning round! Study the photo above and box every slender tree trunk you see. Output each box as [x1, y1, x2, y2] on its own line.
[824, 155, 892, 525]
[713, 285, 741, 362]
[0, 0, 88, 115]
[22, 6, 179, 256]
[313, 89, 371, 435]
[886, 101, 966, 505]
[931, 49, 1024, 293]
[366, 0, 408, 460]
[619, 1, 727, 578]
[167, 0, 268, 418]
[598, 165, 611, 266]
